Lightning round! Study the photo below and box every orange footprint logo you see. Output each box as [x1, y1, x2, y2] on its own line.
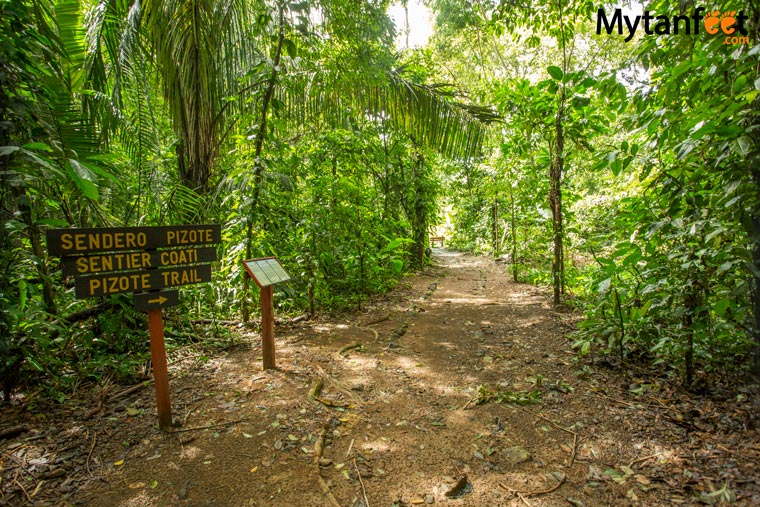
[704, 11, 737, 34]
[720, 11, 737, 34]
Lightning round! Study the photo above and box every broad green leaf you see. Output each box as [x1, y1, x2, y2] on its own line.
[0, 146, 20, 156]
[733, 75, 747, 94]
[67, 159, 99, 200]
[21, 142, 53, 152]
[714, 298, 730, 317]
[547, 66, 563, 80]
[714, 125, 742, 137]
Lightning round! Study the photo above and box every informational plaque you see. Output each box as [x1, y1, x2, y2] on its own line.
[243, 257, 291, 288]
[242, 256, 291, 370]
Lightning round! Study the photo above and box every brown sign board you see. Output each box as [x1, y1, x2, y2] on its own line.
[47, 225, 221, 257]
[75, 264, 212, 298]
[134, 290, 180, 312]
[61, 246, 217, 276]
[243, 257, 291, 288]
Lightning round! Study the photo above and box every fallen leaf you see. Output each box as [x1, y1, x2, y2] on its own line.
[250, 466, 258, 473]
[243, 433, 253, 438]
[128, 482, 145, 489]
[560, 444, 572, 454]
[114, 460, 124, 466]
[635, 474, 651, 486]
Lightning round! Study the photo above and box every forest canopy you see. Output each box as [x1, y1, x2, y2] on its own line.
[1, 0, 758, 403]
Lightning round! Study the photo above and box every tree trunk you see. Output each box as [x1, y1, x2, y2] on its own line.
[550, 87, 565, 306]
[242, 4, 285, 322]
[506, 176, 518, 282]
[491, 196, 499, 258]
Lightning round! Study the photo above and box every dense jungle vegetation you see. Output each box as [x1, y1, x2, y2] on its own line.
[1, 0, 758, 403]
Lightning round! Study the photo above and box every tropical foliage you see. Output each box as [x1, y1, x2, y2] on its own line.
[1, 0, 758, 402]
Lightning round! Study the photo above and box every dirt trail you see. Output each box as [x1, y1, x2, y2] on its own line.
[2, 251, 758, 507]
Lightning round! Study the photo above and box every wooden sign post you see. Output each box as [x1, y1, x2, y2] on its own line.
[47, 225, 221, 431]
[243, 257, 291, 370]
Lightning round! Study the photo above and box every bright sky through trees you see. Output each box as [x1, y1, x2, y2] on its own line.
[388, 0, 434, 48]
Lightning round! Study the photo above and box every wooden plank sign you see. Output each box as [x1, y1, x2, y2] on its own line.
[243, 257, 291, 370]
[61, 246, 218, 276]
[134, 290, 179, 312]
[46, 224, 221, 431]
[74, 264, 212, 298]
[47, 225, 221, 256]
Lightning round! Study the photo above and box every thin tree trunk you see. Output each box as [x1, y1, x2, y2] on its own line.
[242, 3, 285, 322]
[551, 0, 567, 306]
[749, 165, 760, 376]
[550, 95, 565, 306]
[509, 182, 518, 282]
[491, 196, 499, 258]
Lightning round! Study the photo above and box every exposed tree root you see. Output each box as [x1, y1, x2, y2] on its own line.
[314, 425, 342, 507]
[337, 342, 363, 356]
[170, 418, 244, 434]
[314, 365, 363, 406]
[0, 425, 28, 440]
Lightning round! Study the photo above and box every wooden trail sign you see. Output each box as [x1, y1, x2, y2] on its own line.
[47, 225, 221, 256]
[243, 257, 291, 370]
[134, 290, 179, 312]
[74, 264, 212, 298]
[46, 224, 221, 431]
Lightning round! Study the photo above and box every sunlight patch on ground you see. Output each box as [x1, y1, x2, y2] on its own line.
[180, 445, 203, 461]
[431, 297, 497, 305]
[360, 437, 393, 453]
[118, 491, 154, 507]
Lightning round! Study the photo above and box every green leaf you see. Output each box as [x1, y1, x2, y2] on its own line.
[714, 299, 730, 317]
[733, 75, 747, 94]
[21, 142, 54, 152]
[714, 125, 742, 137]
[284, 38, 297, 58]
[67, 159, 99, 200]
[0, 146, 20, 156]
[547, 66, 563, 80]
[37, 218, 71, 227]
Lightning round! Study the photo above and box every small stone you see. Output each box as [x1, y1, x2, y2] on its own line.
[318, 458, 333, 467]
[424, 494, 435, 504]
[503, 446, 530, 465]
[59, 479, 75, 494]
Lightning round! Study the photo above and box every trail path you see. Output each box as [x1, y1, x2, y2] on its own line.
[2, 251, 758, 506]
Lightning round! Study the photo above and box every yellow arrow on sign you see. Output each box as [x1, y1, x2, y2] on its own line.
[148, 295, 168, 305]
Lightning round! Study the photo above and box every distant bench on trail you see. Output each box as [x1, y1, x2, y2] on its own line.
[430, 236, 445, 247]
